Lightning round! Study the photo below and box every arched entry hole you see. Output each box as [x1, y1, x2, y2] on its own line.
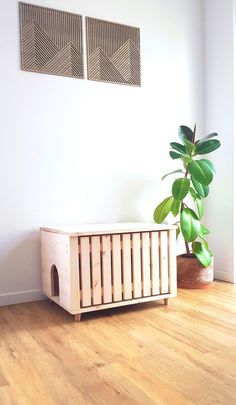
[51, 265, 59, 297]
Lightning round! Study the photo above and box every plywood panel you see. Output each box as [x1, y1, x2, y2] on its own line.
[41, 223, 177, 236]
[41, 231, 80, 311]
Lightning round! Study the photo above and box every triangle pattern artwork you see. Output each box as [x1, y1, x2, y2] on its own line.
[88, 47, 125, 83]
[43, 42, 84, 78]
[110, 40, 141, 85]
[86, 17, 141, 86]
[19, 3, 84, 79]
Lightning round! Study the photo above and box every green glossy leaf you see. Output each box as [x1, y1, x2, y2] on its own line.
[195, 132, 218, 145]
[200, 224, 210, 235]
[199, 235, 209, 250]
[178, 126, 194, 142]
[162, 169, 184, 180]
[171, 199, 181, 217]
[196, 198, 204, 220]
[183, 139, 196, 155]
[172, 178, 190, 201]
[154, 197, 174, 224]
[169, 151, 183, 160]
[180, 208, 201, 242]
[200, 159, 216, 174]
[196, 139, 221, 155]
[189, 187, 197, 201]
[170, 142, 187, 154]
[191, 177, 209, 198]
[188, 160, 213, 185]
[192, 241, 212, 267]
[181, 156, 192, 165]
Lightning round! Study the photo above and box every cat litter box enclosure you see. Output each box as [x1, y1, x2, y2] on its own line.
[40, 223, 177, 321]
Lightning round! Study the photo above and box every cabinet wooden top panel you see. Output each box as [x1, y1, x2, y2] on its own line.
[40, 223, 177, 236]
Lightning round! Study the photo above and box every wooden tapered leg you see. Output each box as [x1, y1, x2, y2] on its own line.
[164, 298, 170, 306]
[74, 314, 81, 322]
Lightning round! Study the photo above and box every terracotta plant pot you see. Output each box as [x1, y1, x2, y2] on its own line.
[177, 254, 214, 289]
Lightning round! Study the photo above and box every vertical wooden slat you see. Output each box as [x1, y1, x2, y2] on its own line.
[91, 236, 102, 305]
[122, 234, 132, 300]
[132, 233, 142, 298]
[101, 235, 112, 303]
[150, 232, 160, 295]
[112, 234, 122, 301]
[168, 230, 177, 295]
[80, 237, 91, 307]
[160, 231, 169, 294]
[141, 232, 151, 296]
[70, 236, 80, 310]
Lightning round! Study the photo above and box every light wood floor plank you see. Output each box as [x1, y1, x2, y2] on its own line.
[0, 281, 235, 404]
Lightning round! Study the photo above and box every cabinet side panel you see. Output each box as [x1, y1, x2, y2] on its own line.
[41, 231, 80, 312]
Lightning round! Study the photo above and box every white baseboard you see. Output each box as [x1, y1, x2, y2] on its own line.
[0, 289, 46, 307]
[0, 271, 235, 307]
[214, 270, 235, 283]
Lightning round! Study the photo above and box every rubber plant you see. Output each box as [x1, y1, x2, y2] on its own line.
[154, 125, 221, 267]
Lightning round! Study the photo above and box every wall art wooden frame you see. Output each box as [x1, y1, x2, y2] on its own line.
[19, 2, 84, 79]
[86, 17, 141, 86]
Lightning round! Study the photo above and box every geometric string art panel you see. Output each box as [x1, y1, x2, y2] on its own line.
[86, 17, 141, 86]
[19, 3, 84, 79]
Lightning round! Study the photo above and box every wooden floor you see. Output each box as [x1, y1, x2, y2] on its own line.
[0, 282, 236, 405]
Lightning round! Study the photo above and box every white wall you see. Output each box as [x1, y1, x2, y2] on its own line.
[0, 0, 204, 305]
[203, 0, 235, 283]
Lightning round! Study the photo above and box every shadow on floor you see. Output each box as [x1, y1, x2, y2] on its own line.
[0, 295, 174, 333]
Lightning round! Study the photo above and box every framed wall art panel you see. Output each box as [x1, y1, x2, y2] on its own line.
[86, 17, 141, 86]
[19, 3, 84, 79]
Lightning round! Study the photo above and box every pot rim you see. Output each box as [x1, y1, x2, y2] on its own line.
[177, 254, 214, 262]
[177, 253, 196, 259]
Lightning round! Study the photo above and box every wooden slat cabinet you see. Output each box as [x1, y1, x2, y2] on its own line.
[40, 223, 177, 321]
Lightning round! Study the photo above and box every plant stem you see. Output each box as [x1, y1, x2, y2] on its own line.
[182, 164, 190, 255]
[193, 123, 196, 143]
[182, 126, 196, 255]
[185, 240, 190, 255]
[181, 202, 191, 255]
